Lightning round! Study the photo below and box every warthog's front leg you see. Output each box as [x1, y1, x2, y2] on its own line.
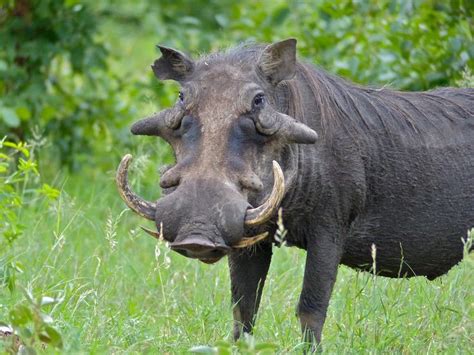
[228, 242, 272, 340]
[298, 229, 343, 352]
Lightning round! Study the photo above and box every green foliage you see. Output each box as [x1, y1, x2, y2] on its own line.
[0, 0, 136, 170]
[0, 138, 60, 246]
[0, 137, 59, 292]
[0, 138, 38, 246]
[1, 289, 63, 352]
[283, 0, 474, 90]
[457, 67, 474, 87]
[0, 138, 63, 352]
[90, 0, 474, 91]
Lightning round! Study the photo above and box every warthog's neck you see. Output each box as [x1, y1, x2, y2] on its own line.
[275, 67, 370, 249]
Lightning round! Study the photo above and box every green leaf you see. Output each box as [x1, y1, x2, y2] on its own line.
[2, 141, 29, 157]
[18, 326, 33, 340]
[215, 14, 229, 28]
[9, 304, 33, 326]
[16, 106, 31, 120]
[271, 6, 290, 25]
[0, 107, 20, 128]
[40, 105, 56, 122]
[39, 184, 60, 200]
[40, 326, 63, 348]
[18, 158, 38, 175]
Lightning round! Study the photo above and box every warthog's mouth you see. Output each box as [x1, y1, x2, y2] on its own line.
[140, 225, 270, 263]
[140, 226, 269, 249]
[116, 154, 284, 254]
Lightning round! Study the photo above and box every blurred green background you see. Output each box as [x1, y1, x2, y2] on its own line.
[1, 0, 473, 172]
[1, 0, 473, 352]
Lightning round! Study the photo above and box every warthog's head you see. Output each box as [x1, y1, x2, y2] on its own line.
[116, 39, 317, 263]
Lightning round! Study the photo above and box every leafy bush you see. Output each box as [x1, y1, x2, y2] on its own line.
[92, 0, 473, 91]
[1, 138, 39, 247]
[0, 0, 136, 170]
[456, 67, 474, 87]
[0, 137, 63, 352]
[0, 137, 59, 288]
[1, 290, 64, 352]
[281, 0, 474, 90]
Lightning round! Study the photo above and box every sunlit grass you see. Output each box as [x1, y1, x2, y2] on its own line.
[1, 170, 472, 353]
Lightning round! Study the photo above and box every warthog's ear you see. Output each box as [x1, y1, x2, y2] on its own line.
[152, 45, 194, 81]
[257, 38, 297, 85]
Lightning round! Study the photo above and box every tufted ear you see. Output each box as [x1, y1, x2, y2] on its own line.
[257, 38, 297, 86]
[152, 45, 195, 81]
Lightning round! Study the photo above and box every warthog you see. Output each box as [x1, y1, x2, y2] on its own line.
[116, 39, 474, 348]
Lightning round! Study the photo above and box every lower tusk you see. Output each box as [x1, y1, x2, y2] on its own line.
[140, 226, 161, 240]
[116, 154, 157, 221]
[232, 232, 269, 249]
[244, 160, 285, 227]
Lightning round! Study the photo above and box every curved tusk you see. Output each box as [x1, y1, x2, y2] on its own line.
[233, 232, 269, 249]
[244, 160, 285, 227]
[140, 226, 161, 239]
[116, 154, 157, 221]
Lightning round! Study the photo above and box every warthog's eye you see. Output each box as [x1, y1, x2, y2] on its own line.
[178, 91, 184, 103]
[253, 93, 265, 109]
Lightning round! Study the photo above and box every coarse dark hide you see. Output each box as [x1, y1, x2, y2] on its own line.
[116, 39, 474, 349]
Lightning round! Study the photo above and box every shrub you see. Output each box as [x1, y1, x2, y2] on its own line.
[0, 0, 136, 170]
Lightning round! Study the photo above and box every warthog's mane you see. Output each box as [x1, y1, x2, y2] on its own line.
[199, 43, 474, 146]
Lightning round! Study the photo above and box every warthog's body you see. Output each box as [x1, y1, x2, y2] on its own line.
[281, 80, 474, 280]
[117, 39, 474, 348]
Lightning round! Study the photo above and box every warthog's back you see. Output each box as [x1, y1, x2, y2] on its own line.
[341, 88, 474, 279]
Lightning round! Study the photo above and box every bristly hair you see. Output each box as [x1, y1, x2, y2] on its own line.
[196, 43, 474, 147]
[290, 62, 474, 146]
[199, 41, 263, 62]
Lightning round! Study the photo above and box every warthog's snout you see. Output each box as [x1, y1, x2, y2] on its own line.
[170, 235, 230, 263]
[116, 155, 287, 255]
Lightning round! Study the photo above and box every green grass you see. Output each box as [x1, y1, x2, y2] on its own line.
[1, 168, 473, 353]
